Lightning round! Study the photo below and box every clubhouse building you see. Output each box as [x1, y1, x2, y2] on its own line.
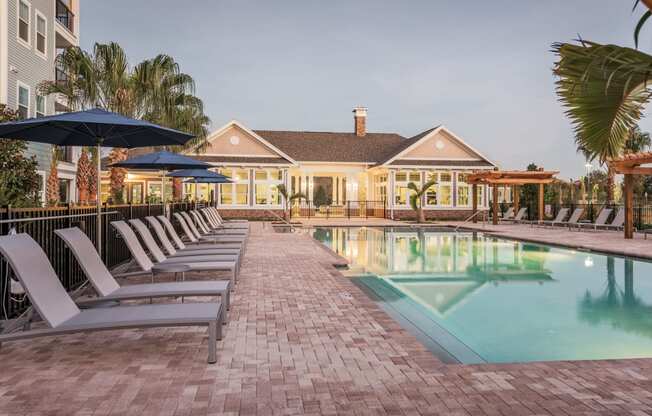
[113, 107, 501, 220]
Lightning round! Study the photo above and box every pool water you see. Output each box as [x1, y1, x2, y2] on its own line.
[312, 226, 652, 364]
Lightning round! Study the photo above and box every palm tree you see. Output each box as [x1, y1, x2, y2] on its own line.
[39, 42, 210, 150]
[39, 42, 211, 202]
[276, 184, 305, 220]
[552, 2, 652, 170]
[408, 179, 437, 223]
[576, 126, 651, 203]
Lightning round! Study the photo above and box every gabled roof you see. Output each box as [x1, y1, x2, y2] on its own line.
[188, 120, 298, 165]
[254, 130, 407, 164]
[380, 125, 496, 167]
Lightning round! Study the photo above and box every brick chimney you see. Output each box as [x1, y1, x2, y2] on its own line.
[353, 107, 367, 137]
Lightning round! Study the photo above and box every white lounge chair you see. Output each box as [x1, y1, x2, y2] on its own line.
[532, 208, 569, 227]
[112, 220, 238, 285]
[199, 208, 249, 234]
[588, 208, 624, 231]
[55, 227, 231, 313]
[207, 207, 248, 225]
[574, 208, 613, 231]
[0, 234, 223, 363]
[144, 216, 241, 259]
[190, 211, 248, 236]
[501, 207, 527, 223]
[178, 212, 247, 245]
[157, 215, 243, 252]
[202, 208, 249, 230]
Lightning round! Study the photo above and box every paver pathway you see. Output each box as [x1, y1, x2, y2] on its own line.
[2, 222, 652, 415]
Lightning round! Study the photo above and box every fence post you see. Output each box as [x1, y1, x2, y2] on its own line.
[383, 199, 387, 219]
[147, 201, 151, 216]
[637, 205, 643, 230]
[103, 202, 109, 264]
[347, 201, 351, 220]
[129, 202, 133, 220]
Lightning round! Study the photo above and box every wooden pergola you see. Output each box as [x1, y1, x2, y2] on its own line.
[608, 152, 652, 239]
[467, 170, 559, 225]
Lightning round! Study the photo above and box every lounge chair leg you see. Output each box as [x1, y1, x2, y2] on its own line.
[208, 321, 217, 363]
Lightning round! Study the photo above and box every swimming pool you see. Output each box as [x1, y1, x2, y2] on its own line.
[312, 226, 652, 364]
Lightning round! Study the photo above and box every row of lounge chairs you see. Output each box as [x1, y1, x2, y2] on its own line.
[498, 206, 625, 231]
[0, 207, 249, 363]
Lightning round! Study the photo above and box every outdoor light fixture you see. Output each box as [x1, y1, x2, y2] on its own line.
[584, 256, 594, 268]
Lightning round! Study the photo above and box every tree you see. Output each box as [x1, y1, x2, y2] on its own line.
[276, 184, 305, 220]
[407, 179, 437, 223]
[76, 148, 92, 204]
[0, 107, 40, 207]
[46, 148, 60, 206]
[552, 2, 652, 188]
[39, 42, 211, 152]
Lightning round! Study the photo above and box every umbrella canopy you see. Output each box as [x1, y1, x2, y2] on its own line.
[109, 151, 210, 170]
[168, 169, 230, 180]
[0, 108, 194, 147]
[0, 108, 196, 256]
[183, 177, 233, 184]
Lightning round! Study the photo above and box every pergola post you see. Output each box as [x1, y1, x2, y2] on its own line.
[624, 173, 634, 239]
[538, 183, 544, 222]
[472, 184, 478, 223]
[492, 184, 498, 225]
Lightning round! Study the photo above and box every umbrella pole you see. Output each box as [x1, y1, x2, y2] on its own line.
[96, 142, 102, 257]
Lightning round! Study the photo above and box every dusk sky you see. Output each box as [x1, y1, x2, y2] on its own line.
[81, 1, 651, 179]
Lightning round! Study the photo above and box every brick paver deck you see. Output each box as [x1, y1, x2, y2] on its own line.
[2, 222, 652, 415]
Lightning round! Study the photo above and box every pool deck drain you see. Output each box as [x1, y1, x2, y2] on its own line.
[2, 222, 652, 414]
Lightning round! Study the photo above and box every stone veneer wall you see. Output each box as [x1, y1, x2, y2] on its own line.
[391, 209, 479, 221]
[217, 209, 286, 220]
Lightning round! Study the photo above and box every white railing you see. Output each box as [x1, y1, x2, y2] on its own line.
[455, 210, 487, 232]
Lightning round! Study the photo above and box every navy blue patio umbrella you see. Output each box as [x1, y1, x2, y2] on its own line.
[168, 168, 231, 181]
[0, 108, 195, 254]
[109, 151, 210, 205]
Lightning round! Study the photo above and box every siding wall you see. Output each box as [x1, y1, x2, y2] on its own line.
[6, 0, 58, 170]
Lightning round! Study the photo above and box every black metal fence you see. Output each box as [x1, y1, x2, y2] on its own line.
[495, 201, 652, 229]
[289, 200, 387, 220]
[0, 202, 197, 320]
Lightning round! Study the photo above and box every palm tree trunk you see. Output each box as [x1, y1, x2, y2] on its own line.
[418, 207, 425, 223]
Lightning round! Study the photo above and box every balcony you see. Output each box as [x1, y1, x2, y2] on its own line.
[55, 0, 74, 33]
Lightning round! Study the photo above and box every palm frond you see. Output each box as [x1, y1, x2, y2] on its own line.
[552, 40, 652, 163]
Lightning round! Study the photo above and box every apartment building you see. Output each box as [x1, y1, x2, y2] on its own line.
[0, 0, 80, 204]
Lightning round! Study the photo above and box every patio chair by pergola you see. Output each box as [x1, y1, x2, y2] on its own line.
[467, 170, 559, 225]
[608, 152, 652, 239]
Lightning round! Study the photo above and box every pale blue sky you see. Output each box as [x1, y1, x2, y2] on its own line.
[80, 1, 651, 179]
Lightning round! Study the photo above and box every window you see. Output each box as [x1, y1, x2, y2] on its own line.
[183, 183, 211, 202]
[35, 95, 45, 117]
[254, 169, 283, 206]
[218, 168, 249, 206]
[497, 186, 512, 203]
[425, 172, 452, 207]
[58, 178, 71, 203]
[393, 171, 419, 207]
[374, 174, 387, 202]
[35, 12, 46, 57]
[17, 83, 29, 119]
[17, 0, 30, 46]
[457, 173, 470, 207]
